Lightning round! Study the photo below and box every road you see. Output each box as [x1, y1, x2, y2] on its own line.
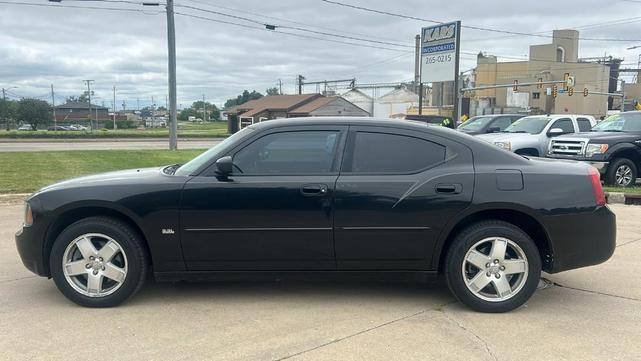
[2, 200, 641, 360]
[0, 138, 222, 152]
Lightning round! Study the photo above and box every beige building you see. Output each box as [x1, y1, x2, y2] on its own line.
[473, 30, 610, 118]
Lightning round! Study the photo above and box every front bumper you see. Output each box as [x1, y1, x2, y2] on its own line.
[547, 155, 609, 174]
[544, 205, 616, 273]
[15, 223, 49, 277]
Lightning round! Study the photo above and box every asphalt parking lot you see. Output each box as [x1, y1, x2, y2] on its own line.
[1, 199, 640, 361]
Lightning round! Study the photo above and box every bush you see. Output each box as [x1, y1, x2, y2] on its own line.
[103, 120, 135, 129]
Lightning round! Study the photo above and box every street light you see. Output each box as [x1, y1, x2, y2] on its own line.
[1, 86, 18, 130]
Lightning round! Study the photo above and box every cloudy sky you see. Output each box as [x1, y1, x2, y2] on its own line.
[1, 0, 640, 109]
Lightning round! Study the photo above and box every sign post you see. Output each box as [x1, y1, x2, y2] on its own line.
[420, 21, 461, 127]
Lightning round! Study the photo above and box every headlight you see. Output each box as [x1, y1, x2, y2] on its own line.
[23, 202, 33, 227]
[494, 141, 511, 151]
[585, 143, 608, 157]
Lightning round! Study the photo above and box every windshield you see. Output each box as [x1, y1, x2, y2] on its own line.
[591, 113, 641, 132]
[458, 116, 495, 131]
[175, 127, 254, 176]
[503, 116, 550, 134]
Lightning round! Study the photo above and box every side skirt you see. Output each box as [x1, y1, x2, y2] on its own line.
[154, 270, 439, 283]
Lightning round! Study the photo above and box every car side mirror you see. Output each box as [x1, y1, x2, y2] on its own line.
[487, 127, 501, 133]
[547, 128, 564, 137]
[215, 156, 233, 176]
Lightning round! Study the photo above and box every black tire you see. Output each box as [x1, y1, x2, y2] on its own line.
[50, 217, 147, 307]
[605, 158, 637, 187]
[444, 220, 541, 313]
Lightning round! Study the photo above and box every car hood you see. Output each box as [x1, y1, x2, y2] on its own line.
[555, 131, 641, 142]
[35, 167, 167, 194]
[476, 132, 537, 143]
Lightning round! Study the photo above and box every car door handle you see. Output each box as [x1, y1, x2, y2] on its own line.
[435, 183, 462, 194]
[301, 184, 328, 196]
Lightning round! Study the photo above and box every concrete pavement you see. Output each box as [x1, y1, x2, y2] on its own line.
[1, 201, 640, 361]
[0, 138, 221, 152]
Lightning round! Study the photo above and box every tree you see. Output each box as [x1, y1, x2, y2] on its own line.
[223, 90, 263, 109]
[178, 101, 220, 121]
[15, 98, 51, 130]
[66, 90, 93, 104]
[266, 87, 280, 96]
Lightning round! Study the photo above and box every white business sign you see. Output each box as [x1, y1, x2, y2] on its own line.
[420, 21, 460, 83]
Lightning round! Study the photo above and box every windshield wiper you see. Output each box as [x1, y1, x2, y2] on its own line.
[601, 129, 623, 132]
[506, 130, 527, 133]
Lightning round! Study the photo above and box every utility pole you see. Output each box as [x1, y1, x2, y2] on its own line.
[414, 34, 420, 88]
[621, 80, 626, 112]
[166, 0, 178, 150]
[278, 79, 283, 95]
[137, 98, 140, 112]
[51, 84, 56, 128]
[83, 80, 94, 130]
[112, 85, 117, 130]
[297, 75, 305, 94]
[202, 94, 207, 122]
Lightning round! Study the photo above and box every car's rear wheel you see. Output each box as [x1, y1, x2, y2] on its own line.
[444, 220, 541, 313]
[50, 217, 147, 307]
[605, 158, 637, 187]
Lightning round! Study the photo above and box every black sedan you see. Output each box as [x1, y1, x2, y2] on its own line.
[16, 118, 615, 312]
[457, 114, 524, 135]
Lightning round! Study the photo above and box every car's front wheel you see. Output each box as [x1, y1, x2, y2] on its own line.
[444, 220, 541, 313]
[50, 217, 147, 307]
[605, 158, 637, 187]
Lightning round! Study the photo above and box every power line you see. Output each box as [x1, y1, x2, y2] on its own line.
[175, 3, 412, 48]
[180, 0, 406, 44]
[319, 0, 641, 42]
[0, 0, 164, 14]
[174, 12, 410, 52]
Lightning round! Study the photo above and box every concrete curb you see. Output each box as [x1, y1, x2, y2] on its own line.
[605, 192, 641, 205]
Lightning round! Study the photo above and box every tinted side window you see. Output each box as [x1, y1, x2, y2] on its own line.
[233, 131, 339, 174]
[347, 132, 445, 173]
[551, 118, 574, 133]
[577, 117, 592, 132]
[491, 117, 513, 131]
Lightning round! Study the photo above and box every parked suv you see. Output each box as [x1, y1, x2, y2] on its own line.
[457, 114, 524, 135]
[548, 111, 641, 187]
[476, 114, 596, 156]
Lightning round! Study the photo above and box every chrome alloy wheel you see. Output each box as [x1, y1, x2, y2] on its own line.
[462, 237, 528, 302]
[62, 233, 128, 298]
[615, 165, 633, 186]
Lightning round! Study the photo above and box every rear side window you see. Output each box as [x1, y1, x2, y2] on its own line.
[577, 118, 592, 132]
[346, 132, 445, 173]
[551, 118, 574, 133]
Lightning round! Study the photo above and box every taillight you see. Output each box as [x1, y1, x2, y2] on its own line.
[588, 167, 606, 206]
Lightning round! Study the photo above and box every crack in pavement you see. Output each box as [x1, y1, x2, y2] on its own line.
[274, 300, 458, 361]
[617, 237, 641, 248]
[441, 310, 498, 361]
[0, 275, 37, 284]
[548, 280, 641, 303]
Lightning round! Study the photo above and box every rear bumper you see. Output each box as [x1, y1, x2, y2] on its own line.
[544, 205, 616, 273]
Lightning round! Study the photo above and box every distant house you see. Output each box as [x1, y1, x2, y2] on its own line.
[224, 94, 369, 133]
[54, 102, 109, 121]
[341, 89, 374, 116]
[373, 87, 419, 118]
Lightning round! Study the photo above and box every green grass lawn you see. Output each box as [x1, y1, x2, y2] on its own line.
[0, 122, 228, 139]
[605, 186, 641, 194]
[0, 149, 205, 193]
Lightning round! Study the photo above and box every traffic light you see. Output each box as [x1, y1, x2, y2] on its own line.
[583, 88, 589, 97]
[552, 85, 558, 98]
[513, 80, 518, 91]
[568, 87, 574, 96]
